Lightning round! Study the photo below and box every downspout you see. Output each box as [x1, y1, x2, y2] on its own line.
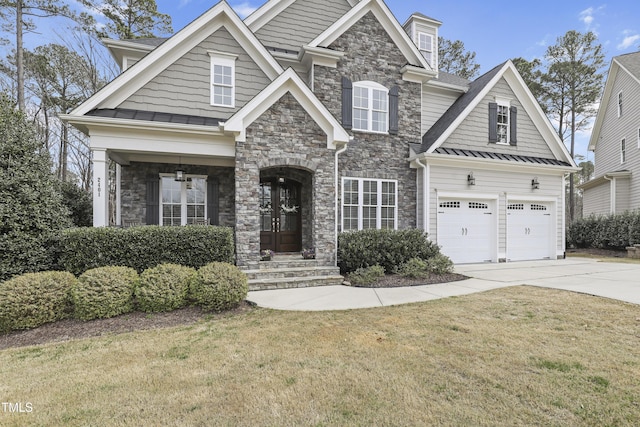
[415, 156, 429, 233]
[603, 174, 614, 214]
[334, 141, 349, 266]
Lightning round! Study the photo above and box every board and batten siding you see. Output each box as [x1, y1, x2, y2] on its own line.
[118, 28, 271, 119]
[428, 164, 564, 259]
[583, 182, 611, 216]
[422, 86, 459, 135]
[254, 0, 353, 52]
[440, 78, 556, 159]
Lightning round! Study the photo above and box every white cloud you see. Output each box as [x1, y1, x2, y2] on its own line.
[617, 30, 640, 50]
[579, 7, 595, 26]
[232, 2, 258, 19]
[578, 5, 605, 33]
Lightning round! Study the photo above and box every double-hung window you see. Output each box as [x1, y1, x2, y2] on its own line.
[161, 175, 207, 226]
[417, 32, 434, 68]
[353, 81, 389, 133]
[209, 51, 236, 107]
[496, 101, 510, 144]
[617, 91, 623, 117]
[342, 178, 397, 231]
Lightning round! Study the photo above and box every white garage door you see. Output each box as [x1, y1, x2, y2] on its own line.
[507, 202, 552, 261]
[438, 199, 495, 264]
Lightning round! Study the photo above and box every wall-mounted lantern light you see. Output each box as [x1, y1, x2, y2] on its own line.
[531, 177, 540, 190]
[467, 172, 476, 186]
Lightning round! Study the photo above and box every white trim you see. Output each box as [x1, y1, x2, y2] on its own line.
[352, 81, 389, 133]
[495, 98, 511, 145]
[621, 137, 626, 163]
[209, 53, 236, 107]
[417, 31, 434, 69]
[159, 174, 208, 226]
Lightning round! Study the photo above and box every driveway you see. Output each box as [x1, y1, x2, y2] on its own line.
[246, 258, 640, 311]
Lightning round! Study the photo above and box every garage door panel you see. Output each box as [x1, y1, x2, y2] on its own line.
[438, 199, 495, 264]
[507, 202, 552, 262]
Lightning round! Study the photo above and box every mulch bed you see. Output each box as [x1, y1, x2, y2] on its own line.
[1, 273, 471, 350]
[0, 303, 254, 351]
[350, 273, 468, 288]
[566, 248, 628, 258]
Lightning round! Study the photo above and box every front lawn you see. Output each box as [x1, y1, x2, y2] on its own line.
[1, 286, 639, 426]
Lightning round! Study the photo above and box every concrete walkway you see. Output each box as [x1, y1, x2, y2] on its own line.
[246, 258, 640, 311]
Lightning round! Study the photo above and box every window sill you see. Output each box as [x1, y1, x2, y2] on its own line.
[352, 129, 389, 135]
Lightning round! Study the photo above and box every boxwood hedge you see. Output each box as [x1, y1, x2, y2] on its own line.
[59, 225, 234, 275]
[338, 228, 441, 274]
[136, 264, 196, 313]
[72, 266, 139, 321]
[0, 271, 77, 333]
[190, 262, 248, 312]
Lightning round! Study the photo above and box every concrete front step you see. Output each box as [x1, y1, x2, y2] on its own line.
[244, 266, 341, 281]
[248, 275, 345, 291]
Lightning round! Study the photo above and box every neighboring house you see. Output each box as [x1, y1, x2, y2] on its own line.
[63, 0, 577, 275]
[582, 51, 640, 216]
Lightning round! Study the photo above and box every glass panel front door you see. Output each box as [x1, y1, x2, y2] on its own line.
[260, 179, 302, 253]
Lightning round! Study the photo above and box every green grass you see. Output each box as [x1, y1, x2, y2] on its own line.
[1, 286, 639, 426]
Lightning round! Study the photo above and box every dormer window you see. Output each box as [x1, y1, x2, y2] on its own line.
[418, 32, 434, 68]
[353, 81, 389, 133]
[209, 51, 237, 107]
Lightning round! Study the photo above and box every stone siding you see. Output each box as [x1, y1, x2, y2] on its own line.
[313, 12, 421, 229]
[235, 92, 336, 269]
[120, 162, 235, 226]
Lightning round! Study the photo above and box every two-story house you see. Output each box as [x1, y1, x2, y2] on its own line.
[62, 0, 577, 281]
[581, 51, 640, 216]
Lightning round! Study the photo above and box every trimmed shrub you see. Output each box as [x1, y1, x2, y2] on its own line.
[59, 225, 235, 275]
[136, 264, 197, 313]
[72, 266, 139, 321]
[191, 262, 248, 312]
[0, 271, 77, 333]
[567, 211, 640, 250]
[338, 229, 440, 274]
[426, 253, 455, 275]
[398, 258, 429, 278]
[348, 265, 385, 286]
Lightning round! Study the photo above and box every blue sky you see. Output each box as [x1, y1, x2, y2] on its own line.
[155, 0, 640, 160]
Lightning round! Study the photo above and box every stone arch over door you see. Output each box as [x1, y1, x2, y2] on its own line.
[260, 166, 314, 253]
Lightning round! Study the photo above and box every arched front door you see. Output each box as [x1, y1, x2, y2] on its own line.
[260, 178, 302, 253]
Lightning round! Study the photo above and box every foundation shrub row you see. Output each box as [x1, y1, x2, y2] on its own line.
[567, 211, 640, 250]
[0, 262, 247, 334]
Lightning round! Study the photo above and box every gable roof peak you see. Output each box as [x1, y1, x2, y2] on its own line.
[69, 0, 284, 117]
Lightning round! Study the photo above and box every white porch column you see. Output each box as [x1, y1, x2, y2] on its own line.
[93, 149, 109, 227]
[115, 163, 122, 226]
